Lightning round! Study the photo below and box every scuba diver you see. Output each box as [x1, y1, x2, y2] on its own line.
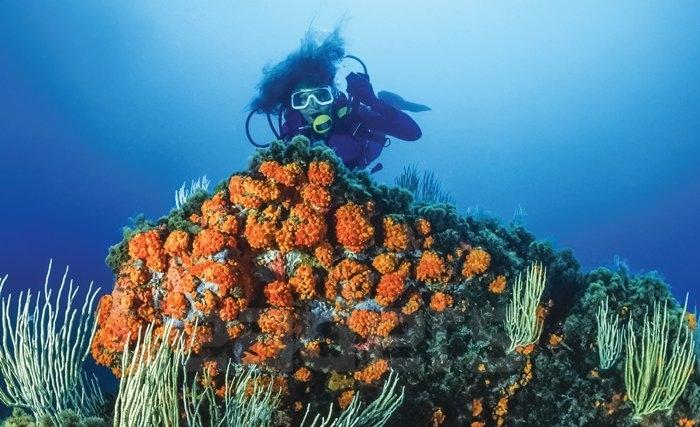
[247, 28, 424, 173]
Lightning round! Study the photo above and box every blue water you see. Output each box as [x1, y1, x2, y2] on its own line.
[1, 0, 698, 321]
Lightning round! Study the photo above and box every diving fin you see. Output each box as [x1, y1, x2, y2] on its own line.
[377, 90, 431, 112]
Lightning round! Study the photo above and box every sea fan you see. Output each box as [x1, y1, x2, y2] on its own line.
[394, 164, 455, 205]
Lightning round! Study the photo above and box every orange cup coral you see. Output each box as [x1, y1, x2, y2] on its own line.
[416, 251, 452, 284]
[462, 248, 491, 277]
[334, 203, 374, 253]
[307, 160, 335, 186]
[488, 275, 507, 294]
[429, 292, 454, 312]
[289, 264, 317, 300]
[128, 230, 166, 272]
[354, 358, 389, 384]
[372, 252, 399, 274]
[258, 160, 303, 187]
[228, 175, 281, 209]
[375, 272, 405, 306]
[264, 280, 293, 307]
[347, 309, 381, 338]
[382, 216, 411, 252]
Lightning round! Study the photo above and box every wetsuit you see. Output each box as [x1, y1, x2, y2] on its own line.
[280, 93, 421, 171]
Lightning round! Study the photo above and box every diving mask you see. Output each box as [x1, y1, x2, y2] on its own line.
[290, 86, 334, 110]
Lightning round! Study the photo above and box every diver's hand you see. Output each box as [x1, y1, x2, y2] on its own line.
[346, 72, 378, 106]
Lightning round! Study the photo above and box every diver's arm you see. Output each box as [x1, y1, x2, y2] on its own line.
[346, 72, 421, 141]
[358, 100, 422, 141]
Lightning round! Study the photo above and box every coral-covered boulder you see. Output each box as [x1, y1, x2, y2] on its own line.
[93, 136, 700, 426]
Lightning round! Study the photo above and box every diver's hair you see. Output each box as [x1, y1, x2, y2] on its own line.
[250, 26, 346, 114]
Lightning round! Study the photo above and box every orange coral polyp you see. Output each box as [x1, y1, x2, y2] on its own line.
[185, 323, 214, 355]
[290, 203, 327, 248]
[416, 251, 451, 284]
[200, 192, 228, 215]
[244, 211, 278, 250]
[164, 230, 190, 257]
[128, 230, 162, 260]
[430, 292, 454, 312]
[259, 308, 295, 335]
[354, 359, 389, 384]
[294, 367, 312, 382]
[488, 275, 507, 294]
[119, 263, 150, 289]
[301, 183, 332, 213]
[276, 220, 296, 253]
[375, 273, 405, 306]
[327, 259, 374, 302]
[372, 252, 399, 274]
[219, 297, 241, 322]
[347, 310, 380, 338]
[432, 408, 446, 426]
[303, 340, 321, 358]
[264, 280, 293, 307]
[162, 292, 189, 319]
[686, 313, 697, 330]
[402, 293, 423, 315]
[415, 218, 431, 236]
[192, 229, 228, 258]
[340, 274, 373, 301]
[228, 175, 280, 209]
[338, 390, 355, 409]
[128, 230, 166, 272]
[308, 160, 335, 186]
[314, 241, 334, 268]
[334, 203, 374, 253]
[259, 160, 303, 187]
[226, 323, 245, 340]
[200, 290, 221, 314]
[200, 194, 238, 231]
[190, 260, 235, 296]
[462, 248, 491, 277]
[95, 295, 113, 327]
[289, 264, 316, 300]
[376, 311, 400, 337]
[382, 217, 411, 252]
[218, 214, 240, 235]
[242, 337, 286, 364]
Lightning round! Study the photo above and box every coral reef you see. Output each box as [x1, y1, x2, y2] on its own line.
[0, 408, 109, 427]
[65, 136, 700, 425]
